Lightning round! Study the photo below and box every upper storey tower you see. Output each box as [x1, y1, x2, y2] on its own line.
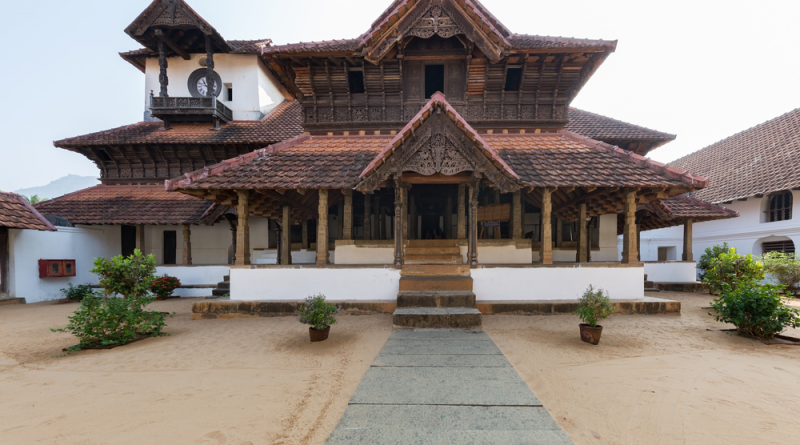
[262, 0, 617, 133]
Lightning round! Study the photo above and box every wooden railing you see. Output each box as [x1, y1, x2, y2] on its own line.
[150, 94, 233, 123]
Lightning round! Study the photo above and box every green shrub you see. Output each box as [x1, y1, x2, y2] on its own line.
[761, 252, 800, 296]
[51, 293, 171, 350]
[91, 249, 157, 299]
[151, 275, 181, 300]
[574, 285, 614, 327]
[709, 284, 800, 339]
[297, 294, 341, 330]
[60, 283, 94, 301]
[698, 243, 731, 282]
[702, 249, 764, 294]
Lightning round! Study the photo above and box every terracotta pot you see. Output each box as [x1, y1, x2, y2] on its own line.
[579, 324, 603, 345]
[309, 326, 331, 342]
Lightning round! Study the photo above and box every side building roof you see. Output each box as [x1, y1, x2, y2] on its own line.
[0, 192, 57, 231]
[625, 194, 739, 234]
[669, 108, 800, 203]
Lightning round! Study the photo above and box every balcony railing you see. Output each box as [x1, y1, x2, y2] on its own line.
[150, 94, 233, 124]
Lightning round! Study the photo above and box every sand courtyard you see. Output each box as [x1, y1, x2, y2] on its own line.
[1, 292, 799, 445]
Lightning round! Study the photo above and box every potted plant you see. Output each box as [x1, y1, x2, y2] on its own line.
[151, 275, 181, 301]
[297, 294, 341, 342]
[574, 285, 614, 345]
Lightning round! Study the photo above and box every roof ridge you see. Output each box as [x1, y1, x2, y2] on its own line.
[569, 107, 676, 140]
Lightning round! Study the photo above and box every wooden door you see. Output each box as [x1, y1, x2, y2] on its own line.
[163, 231, 177, 265]
[121, 225, 137, 257]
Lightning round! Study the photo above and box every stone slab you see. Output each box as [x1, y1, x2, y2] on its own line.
[387, 329, 487, 340]
[372, 354, 510, 368]
[397, 291, 476, 308]
[476, 298, 681, 316]
[327, 429, 573, 445]
[378, 340, 500, 355]
[393, 308, 482, 328]
[350, 367, 542, 406]
[334, 405, 563, 430]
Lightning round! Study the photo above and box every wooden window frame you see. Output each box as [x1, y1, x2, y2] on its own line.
[767, 191, 793, 222]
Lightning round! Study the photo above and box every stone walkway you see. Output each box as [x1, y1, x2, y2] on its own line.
[326, 329, 573, 444]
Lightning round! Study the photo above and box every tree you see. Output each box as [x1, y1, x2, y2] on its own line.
[22, 195, 48, 205]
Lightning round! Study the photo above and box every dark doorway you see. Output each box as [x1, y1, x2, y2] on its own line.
[0, 228, 8, 295]
[163, 231, 177, 265]
[121, 225, 137, 257]
[421, 215, 442, 240]
[425, 65, 445, 99]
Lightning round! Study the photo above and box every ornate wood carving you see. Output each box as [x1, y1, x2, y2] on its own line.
[393, 177, 404, 268]
[158, 40, 169, 97]
[407, 5, 464, 39]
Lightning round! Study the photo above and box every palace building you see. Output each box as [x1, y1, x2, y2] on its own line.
[19, 0, 736, 322]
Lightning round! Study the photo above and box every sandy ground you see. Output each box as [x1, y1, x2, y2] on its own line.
[1, 292, 798, 444]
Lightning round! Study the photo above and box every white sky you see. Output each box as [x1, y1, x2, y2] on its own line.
[1, 0, 798, 192]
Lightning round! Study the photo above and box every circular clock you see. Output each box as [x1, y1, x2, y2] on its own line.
[187, 69, 223, 98]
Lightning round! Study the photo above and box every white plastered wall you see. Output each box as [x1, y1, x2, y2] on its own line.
[230, 267, 402, 301]
[144, 54, 290, 121]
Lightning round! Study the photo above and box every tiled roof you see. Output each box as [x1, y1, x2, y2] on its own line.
[54, 100, 303, 148]
[509, 35, 616, 50]
[632, 194, 739, 233]
[669, 108, 800, 203]
[34, 185, 214, 225]
[490, 131, 708, 188]
[0, 192, 56, 231]
[261, 38, 363, 55]
[167, 135, 392, 191]
[228, 39, 273, 53]
[566, 108, 676, 142]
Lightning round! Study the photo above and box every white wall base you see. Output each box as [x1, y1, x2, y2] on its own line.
[230, 267, 401, 301]
[643, 262, 698, 283]
[156, 265, 230, 297]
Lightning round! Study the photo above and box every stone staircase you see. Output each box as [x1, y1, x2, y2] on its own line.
[393, 240, 481, 328]
[644, 274, 660, 292]
[211, 275, 230, 298]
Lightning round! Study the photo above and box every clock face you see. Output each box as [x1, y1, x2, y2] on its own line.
[196, 77, 218, 97]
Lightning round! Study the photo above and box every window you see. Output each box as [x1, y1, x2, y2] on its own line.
[763, 240, 795, 254]
[504, 67, 523, 92]
[163, 231, 177, 265]
[348, 69, 365, 94]
[225, 83, 233, 101]
[121, 225, 137, 257]
[425, 65, 445, 99]
[768, 191, 793, 222]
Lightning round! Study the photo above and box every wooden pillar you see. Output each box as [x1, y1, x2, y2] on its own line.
[235, 190, 250, 266]
[586, 217, 593, 263]
[226, 215, 237, 265]
[445, 194, 453, 239]
[274, 221, 282, 265]
[539, 188, 553, 264]
[394, 178, 404, 268]
[182, 224, 192, 265]
[136, 225, 146, 255]
[637, 227, 642, 262]
[316, 190, 329, 265]
[410, 195, 417, 240]
[375, 194, 382, 240]
[402, 186, 409, 241]
[281, 205, 292, 265]
[576, 203, 588, 263]
[512, 190, 523, 239]
[468, 179, 479, 268]
[457, 183, 467, 239]
[621, 190, 639, 264]
[157, 40, 168, 97]
[301, 220, 309, 249]
[343, 189, 353, 240]
[205, 35, 214, 97]
[555, 217, 563, 248]
[363, 193, 371, 240]
[337, 201, 344, 240]
[682, 218, 694, 261]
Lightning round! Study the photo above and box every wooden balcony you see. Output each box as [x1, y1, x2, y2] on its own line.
[150, 94, 233, 124]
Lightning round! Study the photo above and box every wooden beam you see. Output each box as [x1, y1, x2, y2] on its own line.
[154, 29, 190, 60]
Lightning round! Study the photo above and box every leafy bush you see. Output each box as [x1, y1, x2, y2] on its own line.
[574, 285, 614, 327]
[297, 294, 341, 330]
[51, 293, 171, 350]
[698, 243, 731, 282]
[60, 283, 94, 301]
[91, 249, 157, 299]
[709, 284, 800, 339]
[702, 249, 764, 294]
[761, 252, 800, 296]
[151, 275, 181, 300]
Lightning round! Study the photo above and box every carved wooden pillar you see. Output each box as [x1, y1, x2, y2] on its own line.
[457, 183, 467, 239]
[337, 201, 344, 240]
[136, 225, 146, 255]
[512, 190, 523, 240]
[235, 190, 251, 266]
[621, 190, 639, 264]
[410, 195, 416, 240]
[158, 40, 168, 97]
[343, 189, 353, 241]
[586, 217, 593, 263]
[539, 188, 553, 264]
[301, 220, 309, 250]
[363, 192, 371, 240]
[445, 194, 452, 239]
[576, 203, 588, 263]
[226, 215, 237, 265]
[402, 186, 409, 241]
[637, 227, 642, 262]
[281, 205, 292, 265]
[182, 224, 192, 265]
[394, 178, 404, 269]
[274, 221, 282, 265]
[682, 218, 694, 261]
[555, 217, 563, 248]
[375, 194, 382, 240]
[468, 178, 479, 268]
[205, 35, 214, 98]
[316, 190, 329, 265]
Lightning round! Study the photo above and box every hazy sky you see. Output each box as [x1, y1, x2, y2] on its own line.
[1, 0, 798, 192]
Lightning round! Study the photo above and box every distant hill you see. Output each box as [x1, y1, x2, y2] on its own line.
[14, 175, 99, 200]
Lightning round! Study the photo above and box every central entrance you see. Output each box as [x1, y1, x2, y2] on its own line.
[407, 183, 459, 240]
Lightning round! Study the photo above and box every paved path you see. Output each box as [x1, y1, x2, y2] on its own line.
[326, 329, 573, 444]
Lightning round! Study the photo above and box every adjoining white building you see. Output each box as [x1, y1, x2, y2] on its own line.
[638, 108, 800, 270]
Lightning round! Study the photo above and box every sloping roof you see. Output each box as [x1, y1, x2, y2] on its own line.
[54, 100, 303, 148]
[120, 39, 271, 73]
[669, 108, 800, 203]
[630, 194, 739, 233]
[566, 108, 676, 143]
[125, 0, 230, 53]
[34, 185, 214, 225]
[0, 192, 56, 231]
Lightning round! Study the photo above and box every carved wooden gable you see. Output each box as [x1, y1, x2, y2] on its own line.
[407, 4, 464, 40]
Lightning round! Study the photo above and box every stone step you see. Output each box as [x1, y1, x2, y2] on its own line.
[407, 239, 459, 248]
[397, 291, 476, 308]
[404, 254, 463, 265]
[216, 281, 230, 290]
[644, 288, 661, 292]
[399, 276, 473, 292]
[0, 297, 25, 306]
[644, 280, 655, 288]
[405, 246, 461, 255]
[223, 275, 229, 282]
[401, 264, 471, 277]
[393, 308, 482, 328]
[212, 288, 230, 297]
